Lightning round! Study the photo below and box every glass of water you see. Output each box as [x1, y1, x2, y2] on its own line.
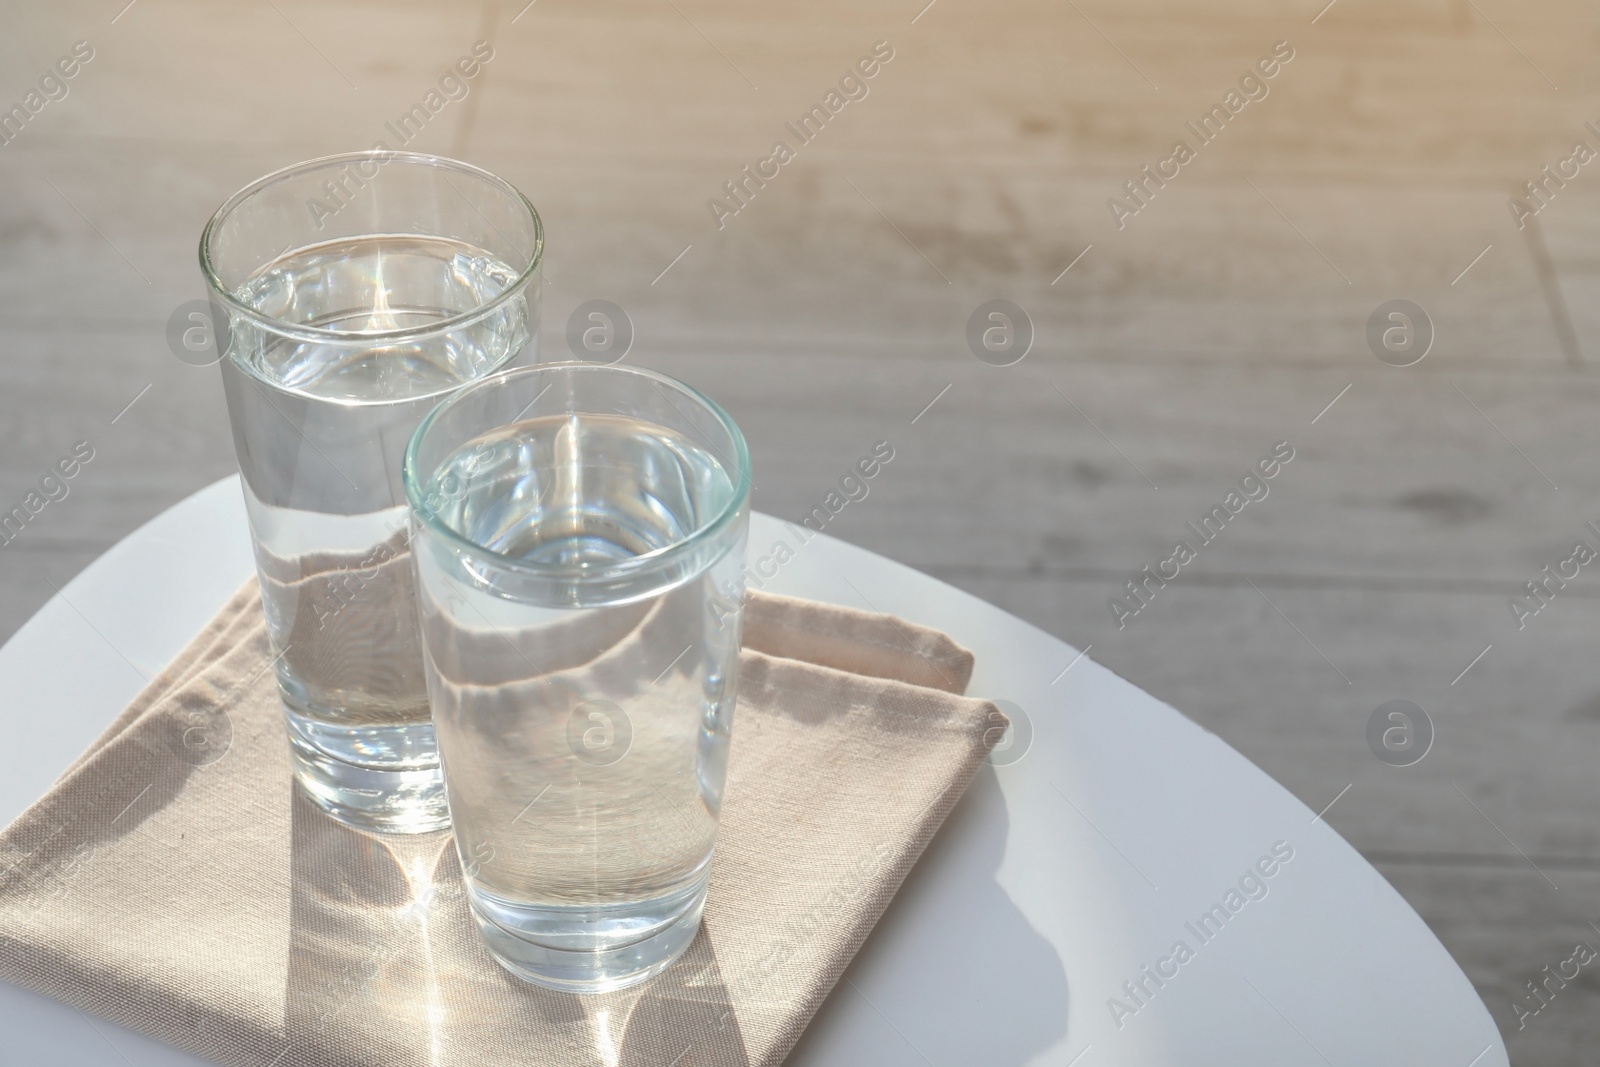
[200, 151, 543, 834]
[403, 363, 750, 992]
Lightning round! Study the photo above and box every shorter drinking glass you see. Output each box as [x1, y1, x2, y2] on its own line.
[404, 363, 750, 992]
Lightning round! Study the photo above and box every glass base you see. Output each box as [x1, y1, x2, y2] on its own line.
[282, 703, 450, 835]
[467, 877, 709, 993]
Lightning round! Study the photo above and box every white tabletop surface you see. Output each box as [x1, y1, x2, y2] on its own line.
[0, 476, 1506, 1067]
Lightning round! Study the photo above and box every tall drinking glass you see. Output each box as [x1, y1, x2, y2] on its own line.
[404, 364, 750, 992]
[201, 151, 543, 833]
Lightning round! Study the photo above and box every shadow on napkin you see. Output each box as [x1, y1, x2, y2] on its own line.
[281, 786, 751, 1066]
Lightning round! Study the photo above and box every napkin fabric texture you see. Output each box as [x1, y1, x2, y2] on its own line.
[0, 580, 1001, 1067]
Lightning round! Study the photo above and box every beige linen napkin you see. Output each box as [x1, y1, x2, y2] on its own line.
[0, 581, 1003, 1067]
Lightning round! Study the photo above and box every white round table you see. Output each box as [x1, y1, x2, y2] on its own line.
[0, 476, 1505, 1067]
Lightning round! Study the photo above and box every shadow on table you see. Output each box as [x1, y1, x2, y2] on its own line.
[788, 764, 1069, 1065]
[276, 785, 750, 1066]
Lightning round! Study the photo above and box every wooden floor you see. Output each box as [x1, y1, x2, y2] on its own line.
[3, 0, 1598, 1059]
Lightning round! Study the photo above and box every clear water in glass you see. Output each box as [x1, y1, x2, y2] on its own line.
[223, 235, 532, 833]
[413, 412, 745, 991]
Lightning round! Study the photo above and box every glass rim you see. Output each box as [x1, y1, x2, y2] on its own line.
[198, 150, 544, 346]
[403, 362, 752, 584]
